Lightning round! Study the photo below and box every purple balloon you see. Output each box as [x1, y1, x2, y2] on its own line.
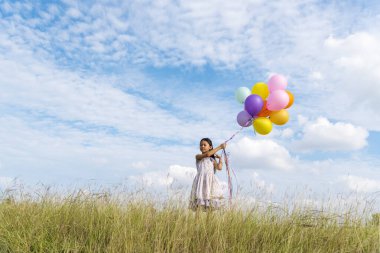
[237, 110, 253, 127]
[244, 94, 264, 117]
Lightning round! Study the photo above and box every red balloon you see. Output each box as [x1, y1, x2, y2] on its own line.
[257, 100, 271, 117]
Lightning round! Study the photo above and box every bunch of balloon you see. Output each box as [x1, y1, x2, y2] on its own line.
[235, 74, 294, 135]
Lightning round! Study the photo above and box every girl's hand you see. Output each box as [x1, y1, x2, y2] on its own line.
[219, 143, 226, 149]
[214, 154, 221, 159]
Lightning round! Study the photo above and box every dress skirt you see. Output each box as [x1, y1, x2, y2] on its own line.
[189, 157, 224, 210]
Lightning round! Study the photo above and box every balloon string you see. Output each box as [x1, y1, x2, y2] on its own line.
[221, 118, 257, 206]
[222, 148, 233, 206]
[224, 127, 244, 143]
[225, 117, 255, 143]
[222, 119, 253, 206]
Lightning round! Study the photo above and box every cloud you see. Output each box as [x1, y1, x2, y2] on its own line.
[319, 32, 380, 130]
[0, 9, 240, 185]
[128, 164, 229, 194]
[342, 175, 380, 193]
[131, 161, 151, 170]
[167, 165, 197, 186]
[276, 30, 380, 131]
[0, 0, 335, 70]
[0, 115, 198, 185]
[293, 117, 368, 152]
[0, 176, 14, 190]
[0, 37, 235, 145]
[228, 137, 295, 171]
[1, 0, 380, 210]
[128, 164, 197, 190]
[2, 0, 379, 133]
[280, 128, 294, 139]
[250, 171, 275, 194]
[129, 171, 174, 188]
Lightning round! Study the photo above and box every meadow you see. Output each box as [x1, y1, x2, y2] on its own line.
[0, 186, 379, 253]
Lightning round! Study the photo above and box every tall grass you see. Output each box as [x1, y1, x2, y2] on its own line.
[0, 186, 379, 252]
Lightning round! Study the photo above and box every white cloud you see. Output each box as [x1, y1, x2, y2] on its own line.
[0, 115, 198, 185]
[1, 0, 380, 210]
[0, 0, 335, 69]
[250, 171, 275, 194]
[167, 165, 197, 186]
[229, 137, 295, 171]
[0, 41, 235, 144]
[131, 161, 151, 170]
[125, 0, 336, 68]
[0, 176, 15, 190]
[342, 175, 380, 193]
[129, 171, 174, 188]
[128, 165, 200, 191]
[3, 0, 380, 132]
[309, 71, 324, 81]
[293, 117, 368, 152]
[128, 164, 198, 190]
[280, 128, 294, 139]
[0, 17, 239, 185]
[297, 115, 309, 126]
[1, 10, 247, 146]
[319, 32, 380, 130]
[0, 2, 12, 13]
[67, 8, 82, 19]
[127, 164, 231, 199]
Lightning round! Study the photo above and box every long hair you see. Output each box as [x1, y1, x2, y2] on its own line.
[200, 137, 215, 161]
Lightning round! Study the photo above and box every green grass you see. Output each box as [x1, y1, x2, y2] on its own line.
[0, 188, 379, 253]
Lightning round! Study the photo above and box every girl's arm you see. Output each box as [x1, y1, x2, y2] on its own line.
[213, 154, 223, 171]
[195, 143, 226, 160]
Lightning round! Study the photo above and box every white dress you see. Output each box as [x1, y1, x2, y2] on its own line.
[189, 157, 224, 210]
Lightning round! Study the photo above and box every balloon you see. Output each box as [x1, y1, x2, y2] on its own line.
[257, 100, 271, 117]
[237, 110, 253, 127]
[251, 82, 269, 100]
[269, 109, 289, 125]
[267, 90, 289, 111]
[253, 117, 272, 135]
[244, 94, 263, 117]
[235, 87, 251, 104]
[268, 74, 287, 92]
[285, 90, 294, 109]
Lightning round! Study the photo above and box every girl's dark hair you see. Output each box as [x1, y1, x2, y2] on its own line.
[200, 138, 215, 160]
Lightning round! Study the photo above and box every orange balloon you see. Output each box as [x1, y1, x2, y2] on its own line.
[257, 100, 271, 117]
[285, 90, 294, 109]
[269, 109, 289, 125]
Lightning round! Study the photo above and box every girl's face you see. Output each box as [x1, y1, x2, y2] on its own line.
[200, 140, 212, 153]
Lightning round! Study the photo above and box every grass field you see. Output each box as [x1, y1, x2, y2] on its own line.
[0, 187, 379, 253]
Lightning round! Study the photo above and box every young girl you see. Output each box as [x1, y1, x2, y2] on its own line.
[189, 138, 226, 211]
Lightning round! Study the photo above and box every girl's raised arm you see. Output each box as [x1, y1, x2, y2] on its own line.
[195, 143, 226, 160]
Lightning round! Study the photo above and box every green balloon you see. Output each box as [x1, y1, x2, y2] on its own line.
[235, 87, 251, 104]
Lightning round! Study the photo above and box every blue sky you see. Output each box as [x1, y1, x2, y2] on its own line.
[1, 0, 380, 210]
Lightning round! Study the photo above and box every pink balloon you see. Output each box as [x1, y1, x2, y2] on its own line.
[268, 74, 287, 92]
[267, 90, 289, 111]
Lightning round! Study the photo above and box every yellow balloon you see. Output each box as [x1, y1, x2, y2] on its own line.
[251, 82, 269, 99]
[253, 117, 272, 135]
[269, 109, 289, 125]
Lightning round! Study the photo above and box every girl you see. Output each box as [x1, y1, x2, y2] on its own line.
[189, 138, 226, 211]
